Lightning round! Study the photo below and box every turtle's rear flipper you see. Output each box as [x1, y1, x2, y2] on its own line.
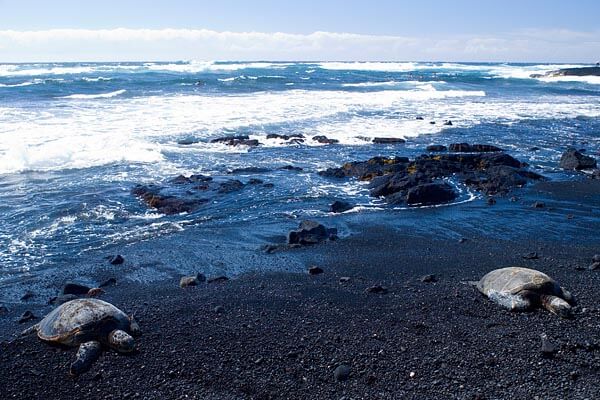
[70, 341, 102, 376]
[541, 295, 573, 319]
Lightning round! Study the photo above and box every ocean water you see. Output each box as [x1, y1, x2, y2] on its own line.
[1, 61, 599, 285]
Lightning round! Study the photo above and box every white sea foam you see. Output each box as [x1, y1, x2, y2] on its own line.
[0, 79, 45, 88]
[60, 89, 126, 99]
[1, 84, 599, 175]
[81, 76, 112, 82]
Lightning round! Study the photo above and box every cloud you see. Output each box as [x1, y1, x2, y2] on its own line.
[0, 28, 598, 62]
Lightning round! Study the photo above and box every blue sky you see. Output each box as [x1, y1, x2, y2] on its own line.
[0, 0, 599, 62]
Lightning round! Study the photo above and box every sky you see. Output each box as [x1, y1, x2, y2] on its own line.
[0, 0, 599, 62]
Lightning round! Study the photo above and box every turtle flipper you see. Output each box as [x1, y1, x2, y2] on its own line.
[541, 295, 573, 319]
[21, 323, 40, 336]
[70, 341, 102, 376]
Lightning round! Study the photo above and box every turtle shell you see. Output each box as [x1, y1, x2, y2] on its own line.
[477, 267, 560, 296]
[38, 299, 130, 346]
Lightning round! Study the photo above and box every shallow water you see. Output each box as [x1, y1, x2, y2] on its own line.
[1, 61, 599, 284]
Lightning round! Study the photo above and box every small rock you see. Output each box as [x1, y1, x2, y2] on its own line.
[592, 254, 600, 263]
[312, 135, 339, 145]
[415, 116, 424, 120]
[366, 285, 388, 294]
[426, 145, 447, 152]
[180, 273, 207, 288]
[308, 266, 324, 275]
[333, 364, 351, 382]
[99, 278, 117, 288]
[213, 306, 225, 314]
[589, 262, 600, 271]
[20, 291, 35, 301]
[530, 147, 540, 151]
[63, 282, 92, 296]
[443, 120, 453, 126]
[262, 244, 279, 254]
[420, 274, 437, 283]
[459, 238, 468, 244]
[330, 200, 355, 213]
[559, 149, 597, 170]
[540, 333, 557, 358]
[523, 252, 539, 260]
[339, 277, 351, 283]
[108, 254, 125, 265]
[18, 311, 36, 324]
[207, 276, 229, 284]
[532, 201, 545, 209]
[372, 137, 406, 144]
[486, 197, 496, 205]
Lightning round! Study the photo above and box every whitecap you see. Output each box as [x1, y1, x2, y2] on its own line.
[60, 89, 126, 99]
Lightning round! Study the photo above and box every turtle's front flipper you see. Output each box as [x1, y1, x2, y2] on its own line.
[70, 341, 102, 376]
[541, 295, 573, 319]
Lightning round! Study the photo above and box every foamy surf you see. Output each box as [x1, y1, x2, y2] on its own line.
[60, 89, 127, 99]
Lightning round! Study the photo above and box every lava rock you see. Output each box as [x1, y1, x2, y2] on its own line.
[63, 282, 92, 296]
[108, 255, 125, 265]
[20, 291, 35, 301]
[180, 273, 207, 288]
[308, 266, 324, 275]
[366, 285, 388, 294]
[426, 145, 447, 152]
[339, 277, 351, 283]
[443, 120, 453, 126]
[18, 311, 36, 324]
[406, 182, 457, 206]
[589, 262, 600, 271]
[523, 252, 539, 260]
[540, 334, 557, 358]
[228, 167, 271, 175]
[279, 165, 303, 172]
[312, 135, 339, 144]
[420, 274, 437, 283]
[211, 136, 260, 147]
[372, 137, 406, 144]
[287, 220, 337, 246]
[559, 149, 597, 170]
[533, 202, 546, 209]
[330, 200, 355, 213]
[333, 364, 351, 382]
[213, 305, 225, 314]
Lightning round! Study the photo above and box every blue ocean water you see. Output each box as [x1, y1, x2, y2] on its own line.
[0, 61, 599, 285]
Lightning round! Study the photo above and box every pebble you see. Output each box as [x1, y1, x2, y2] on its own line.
[109, 254, 125, 265]
[589, 262, 600, 271]
[333, 364, 351, 382]
[20, 291, 35, 301]
[420, 274, 437, 283]
[540, 334, 557, 358]
[213, 306, 225, 314]
[179, 273, 206, 288]
[366, 285, 388, 294]
[458, 238, 468, 244]
[308, 266, 324, 275]
[533, 201, 545, 209]
[339, 277, 351, 283]
[18, 311, 36, 324]
[593, 254, 600, 263]
[522, 252, 539, 260]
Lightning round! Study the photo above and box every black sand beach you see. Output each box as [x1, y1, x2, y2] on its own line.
[1, 178, 600, 399]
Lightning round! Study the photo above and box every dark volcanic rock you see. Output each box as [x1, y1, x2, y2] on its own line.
[211, 135, 260, 147]
[559, 149, 597, 170]
[18, 311, 36, 324]
[540, 334, 557, 358]
[372, 137, 406, 144]
[266, 133, 304, 141]
[426, 145, 447, 152]
[63, 282, 92, 296]
[330, 200, 355, 213]
[532, 66, 600, 78]
[420, 274, 437, 283]
[406, 183, 457, 206]
[443, 120, 453, 126]
[218, 180, 245, 193]
[308, 266, 324, 275]
[48, 294, 78, 305]
[366, 285, 388, 294]
[333, 364, 351, 382]
[108, 254, 125, 265]
[131, 185, 207, 215]
[228, 167, 271, 175]
[279, 165, 303, 172]
[0, 305, 8, 315]
[99, 278, 117, 288]
[312, 135, 339, 145]
[180, 273, 206, 288]
[287, 220, 337, 246]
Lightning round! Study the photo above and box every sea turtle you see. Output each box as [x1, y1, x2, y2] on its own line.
[476, 267, 575, 318]
[22, 298, 140, 375]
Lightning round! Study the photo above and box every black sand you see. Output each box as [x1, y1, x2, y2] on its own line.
[1, 180, 600, 399]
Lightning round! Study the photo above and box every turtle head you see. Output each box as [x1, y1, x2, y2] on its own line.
[108, 329, 135, 353]
[541, 295, 573, 319]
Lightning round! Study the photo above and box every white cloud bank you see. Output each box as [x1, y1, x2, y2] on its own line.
[0, 28, 599, 62]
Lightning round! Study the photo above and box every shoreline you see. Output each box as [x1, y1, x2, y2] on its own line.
[1, 178, 600, 399]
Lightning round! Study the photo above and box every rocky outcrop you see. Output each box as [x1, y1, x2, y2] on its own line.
[287, 220, 337, 246]
[449, 143, 503, 153]
[211, 135, 260, 147]
[559, 149, 597, 170]
[319, 144, 543, 206]
[329, 200, 355, 213]
[531, 67, 600, 78]
[372, 137, 406, 144]
[312, 135, 339, 145]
